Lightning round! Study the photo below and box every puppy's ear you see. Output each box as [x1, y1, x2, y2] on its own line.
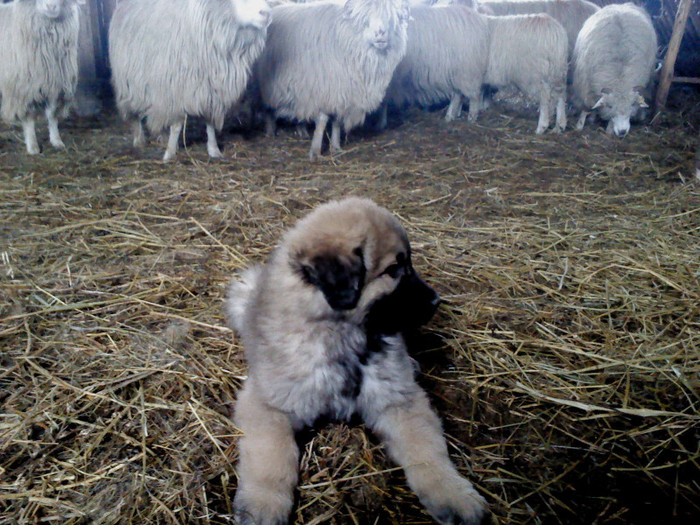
[365, 269, 440, 335]
[294, 248, 366, 311]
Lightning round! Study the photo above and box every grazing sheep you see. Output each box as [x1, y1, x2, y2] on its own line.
[485, 13, 568, 134]
[109, 0, 271, 162]
[379, 4, 489, 128]
[255, 0, 409, 159]
[0, 0, 83, 155]
[479, 0, 599, 56]
[571, 3, 657, 137]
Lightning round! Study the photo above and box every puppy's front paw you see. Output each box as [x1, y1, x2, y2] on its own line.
[422, 479, 488, 525]
[233, 489, 292, 525]
[234, 507, 287, 525]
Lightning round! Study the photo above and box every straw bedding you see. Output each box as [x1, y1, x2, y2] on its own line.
[1, 89, 698, 524]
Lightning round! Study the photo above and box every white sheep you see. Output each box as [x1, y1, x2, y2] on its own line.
[255, 0, 409, 159]
[108, 0, 271, 162]
[379, 4, 489, 128]
[479, 0, 599, 57]
[485, 13, 568, 134]
[571, 3, 658, 137]
[0, 0, 84, 155]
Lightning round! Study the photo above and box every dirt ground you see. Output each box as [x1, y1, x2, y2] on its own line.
[1, 87, 699, 525]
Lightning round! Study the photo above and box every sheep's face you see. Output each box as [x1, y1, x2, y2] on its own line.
[592, 87, 648, 138]
[36, 0, 68, 18]
[344, 0, 409, 51]
[231, 0, 271, 30]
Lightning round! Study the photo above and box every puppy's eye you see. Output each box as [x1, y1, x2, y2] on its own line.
[382, 263, 401, 279]
[353, 246, 363, 258]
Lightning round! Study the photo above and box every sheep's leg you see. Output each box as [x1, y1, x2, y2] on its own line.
[467, 93, 480, 123]
[376, 102, 389, 131]
[535, 89, 551, 135]
[132, 119, 146, 148]
[163, 121, 183, 162]
[330, 119, 342, 152]
[575, 110, 589, 131]
[233, 381, 298, 525]
[264, 113, 277, 137]
[22, 118, 40, 155]
[554, 95, 567, 133]
[445, 94, 462, 122]
[45, 104, 65, 149]
[309, 112, 329, 160]
[362, 386, 487, 525]
[206, 123, 223, 158]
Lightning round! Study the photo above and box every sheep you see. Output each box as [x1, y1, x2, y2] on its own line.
[571, 3, 658, 137]
[254, 0, 409, 159]
[479, 0, 599, 57]
[108, 0, 271, 162]
[379, 4, 489, 128]
[484, 13, 568, 134]
[0, 0, 84, 155]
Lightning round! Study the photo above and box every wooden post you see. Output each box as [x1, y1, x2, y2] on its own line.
[655, 0, 694, 111]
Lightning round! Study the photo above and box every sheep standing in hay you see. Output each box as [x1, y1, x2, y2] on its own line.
[378, 4, 489, 129]
[484, 13, 568, 134]
[108, 0, 271, 162]
[254, 0, 409, 159]
[571, 3, 657, 138]
[0, 0, 84, 155]
[479, 0, 599, 57]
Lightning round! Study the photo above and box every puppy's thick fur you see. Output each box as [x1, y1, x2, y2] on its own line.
[227, 198, 486, 525]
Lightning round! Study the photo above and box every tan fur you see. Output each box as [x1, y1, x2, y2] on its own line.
[227, 198, 486, 525]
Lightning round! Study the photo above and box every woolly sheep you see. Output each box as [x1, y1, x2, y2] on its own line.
[379, 4, 489, 128]
[109, 0, 271, 162]
[571, 3, 657, 137]
[485, 13, 568, 134]
[255, 0, 409, 159]
[0, 0, 84, 155]
[479, 0, 599, 57]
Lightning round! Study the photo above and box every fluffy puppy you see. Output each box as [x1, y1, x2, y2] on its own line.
[227, 197, 486, 525]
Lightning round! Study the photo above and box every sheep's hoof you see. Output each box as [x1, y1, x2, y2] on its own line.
[26, 144, 40, 155]
[208, 147, 223, 159]
[51, 140, 66, 149]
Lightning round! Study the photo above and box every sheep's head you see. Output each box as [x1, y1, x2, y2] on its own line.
[592, 87, 648, 138]
[230, 0, 271, 30]
[34, 0, 83, 19]
[344, 0, 409, 50]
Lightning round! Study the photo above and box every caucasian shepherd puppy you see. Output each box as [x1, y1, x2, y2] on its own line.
[226, 197, 486, 525]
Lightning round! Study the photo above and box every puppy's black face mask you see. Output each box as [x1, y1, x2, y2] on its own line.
[365, 265, 440, 336]
[298, 248, 366, 311]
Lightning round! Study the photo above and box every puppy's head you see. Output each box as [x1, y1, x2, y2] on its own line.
[286, 198, 439, 332]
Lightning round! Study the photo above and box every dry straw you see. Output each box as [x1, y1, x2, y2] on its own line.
[1, 91, 699, 524]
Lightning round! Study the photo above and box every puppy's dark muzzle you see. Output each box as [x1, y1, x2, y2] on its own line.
[365, 269, 440, 336]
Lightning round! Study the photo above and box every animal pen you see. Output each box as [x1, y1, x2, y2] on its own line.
[0, 1, 699, 524]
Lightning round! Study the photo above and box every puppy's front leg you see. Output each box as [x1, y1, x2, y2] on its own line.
[364, 387, 487, 525]
[234, 379, 298, 525]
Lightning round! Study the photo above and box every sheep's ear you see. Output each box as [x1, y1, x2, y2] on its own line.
[633, 87, 649, 108]
[592, 95, 606, 110]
